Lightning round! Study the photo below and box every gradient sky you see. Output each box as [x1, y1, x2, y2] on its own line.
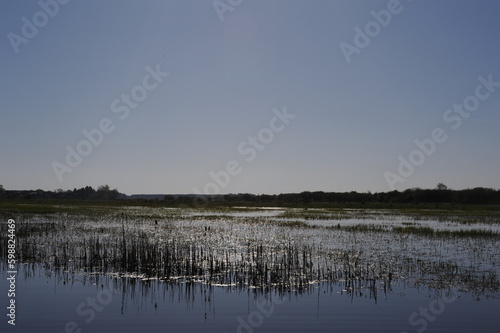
[1, 0, 499, 195]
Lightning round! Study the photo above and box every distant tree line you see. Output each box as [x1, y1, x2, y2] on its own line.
[165, 185, 500, 206]
[0, 185, 122, 200]
[1, 183, 499, 205]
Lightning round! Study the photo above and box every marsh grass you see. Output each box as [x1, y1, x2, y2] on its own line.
[392, 226, 499, 238]
[1, 204, 499, 298]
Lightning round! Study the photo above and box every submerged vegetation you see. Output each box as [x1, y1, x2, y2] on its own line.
[1, 203, 499, 301]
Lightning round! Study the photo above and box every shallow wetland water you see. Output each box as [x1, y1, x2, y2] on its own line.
[1, 206, 499, 332]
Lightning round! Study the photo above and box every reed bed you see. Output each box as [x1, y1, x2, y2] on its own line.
[0, 207, 499, 298]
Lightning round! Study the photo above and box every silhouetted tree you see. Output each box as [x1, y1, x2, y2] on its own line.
[436, 183, 448, 191]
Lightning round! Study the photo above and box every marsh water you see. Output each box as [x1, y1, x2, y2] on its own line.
[1, 207, 499, 332]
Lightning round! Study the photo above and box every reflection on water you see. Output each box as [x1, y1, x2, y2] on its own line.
[1, 263, 499, 333]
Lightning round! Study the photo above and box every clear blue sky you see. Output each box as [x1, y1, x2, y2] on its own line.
[1, 0, 499, 195]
